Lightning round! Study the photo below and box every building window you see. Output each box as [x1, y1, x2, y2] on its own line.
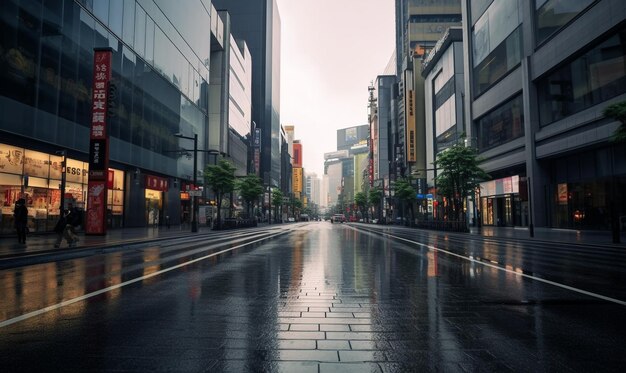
[409, 15, 462, 23]
[537, 26, 626, 126]
[472, 0, 523, 96]
[535, 0, 596, 45]
[475, 95, 524, 151]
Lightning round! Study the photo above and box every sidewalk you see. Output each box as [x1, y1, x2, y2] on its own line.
[3, 223, 623, 263]
[468, 225, 626, 247]
[0, 224, 214, 260]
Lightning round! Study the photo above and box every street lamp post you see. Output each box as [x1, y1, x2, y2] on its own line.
[174, 133, 198, 233]
[55, 150, 67, 215]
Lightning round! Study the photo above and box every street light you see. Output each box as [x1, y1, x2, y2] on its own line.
[174, 132, 198, 232]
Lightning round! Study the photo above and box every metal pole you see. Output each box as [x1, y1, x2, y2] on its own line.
[60, 151, 66, 215]
[268, 187, 272, 225]
[191, 134, 198, 233]
[528, 176, 534, 238]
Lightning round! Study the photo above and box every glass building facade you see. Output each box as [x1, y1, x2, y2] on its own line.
[471, 0, 523, 96]
[213, 0, 282, 187]
[538, 24, 626, 126]
[0, 0, 213, 233]
[463, 0, 626, 233]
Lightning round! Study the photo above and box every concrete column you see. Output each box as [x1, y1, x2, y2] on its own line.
[521, 57, 548, 228]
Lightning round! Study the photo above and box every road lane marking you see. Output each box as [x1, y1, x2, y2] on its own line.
[0, 227, 297, 328]
[349, 226, 626, 307]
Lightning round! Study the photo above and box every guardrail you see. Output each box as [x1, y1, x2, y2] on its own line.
[414, 220, 469, 233]
[215, 218, 258, 230]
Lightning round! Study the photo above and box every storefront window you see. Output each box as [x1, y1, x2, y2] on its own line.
[145, 189, 162, 226]
[0, 142, 127, 234]
[107, 168, 125, 228]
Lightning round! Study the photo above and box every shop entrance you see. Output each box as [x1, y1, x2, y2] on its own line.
[145, 189, 163, 226]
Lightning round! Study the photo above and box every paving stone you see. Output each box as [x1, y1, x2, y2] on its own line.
[301, 312, 326, 318]
[320, 324, 351, 332]
[317, 340, 351, 350]
[289, 324, 319, 331]
[320, 362, 382, 373]
[277, 340, 317, 350]
[276, 350, 339, 362]
[326, 332, 374, 340]
[339, 350, 386, 362]
[277, 331, 326, 340]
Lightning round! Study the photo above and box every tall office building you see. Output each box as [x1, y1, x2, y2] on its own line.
[394, 0, 462, 179]
[305, 172, 321, 207]
[461, 0, 626, 231]
[0, 0, 223, 232]
[212, 0, 282, 187]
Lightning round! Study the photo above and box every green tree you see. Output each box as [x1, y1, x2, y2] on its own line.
[394, 177, 416, 225]
[434, 141, 489, 221]
[236, 175, 264, 218]
[272, 188, 283, 223]
[604, 101, 626, 142]
[204, 159, 236, 229]
[354, 191, 368, 222]
[368, 187, 382, 221]
[290, 197, 303, 219]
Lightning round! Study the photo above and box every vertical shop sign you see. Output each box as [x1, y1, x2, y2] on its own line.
[253, 128, 261, 176]
[406, 90, 416, 163]
[293, 143, 303, 168]
[86, 48, 112, 235]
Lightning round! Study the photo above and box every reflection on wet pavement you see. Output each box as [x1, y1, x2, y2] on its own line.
[0, 222, 625, 372]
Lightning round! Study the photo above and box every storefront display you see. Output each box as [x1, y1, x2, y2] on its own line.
[0, 142, 125, 234]
[144, 174, 168, 226]
[145, 189, 162, 226]
[479, 175, 523, 227]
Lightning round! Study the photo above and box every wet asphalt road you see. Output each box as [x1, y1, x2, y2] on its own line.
[1, 222, 625, 372]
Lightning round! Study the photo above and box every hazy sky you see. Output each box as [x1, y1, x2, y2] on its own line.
[276, 0, 395, 176]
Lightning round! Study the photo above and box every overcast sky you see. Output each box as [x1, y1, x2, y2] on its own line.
[276, 0, 395, 176]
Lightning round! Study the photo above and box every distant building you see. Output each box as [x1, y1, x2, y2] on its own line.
[421, 27, 464, 193]
[337, 125, 369, 151]
[305, 172, 321, 207]
[213, 0, 282, 187]
[394, 0, 462, 179]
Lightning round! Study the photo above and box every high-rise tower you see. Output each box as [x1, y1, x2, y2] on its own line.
[212, 0, 282, 187]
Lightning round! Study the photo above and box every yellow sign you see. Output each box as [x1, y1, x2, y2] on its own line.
[406, 89, 416, 162]
[293, 168, 303, 193]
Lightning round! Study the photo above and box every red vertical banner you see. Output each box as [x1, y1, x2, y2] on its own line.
[86, 48, 112, 235]
[86, 181, 107, 234]
[107, 169, 114, 189]
[293, 143, 303, 168]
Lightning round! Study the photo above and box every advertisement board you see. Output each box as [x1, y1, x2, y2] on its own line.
[293, 143, 302, 168]
[86, 48, 112, 235]
[292, 168, 303, 193]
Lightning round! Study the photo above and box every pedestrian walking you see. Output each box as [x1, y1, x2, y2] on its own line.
[13, 198, 28, 245]
[54, 203, 80, 248]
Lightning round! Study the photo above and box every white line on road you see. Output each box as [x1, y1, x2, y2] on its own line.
[350, 226, 626, 307]
[0, 227, 295, 329]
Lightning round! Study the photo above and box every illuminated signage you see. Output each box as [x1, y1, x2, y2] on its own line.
[293, 168, 303, 193]
[86, 48, 112, 235]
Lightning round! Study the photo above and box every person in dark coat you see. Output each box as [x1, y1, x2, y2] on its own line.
[54, 203, 80, 248]
[13, 198, 28, 244]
